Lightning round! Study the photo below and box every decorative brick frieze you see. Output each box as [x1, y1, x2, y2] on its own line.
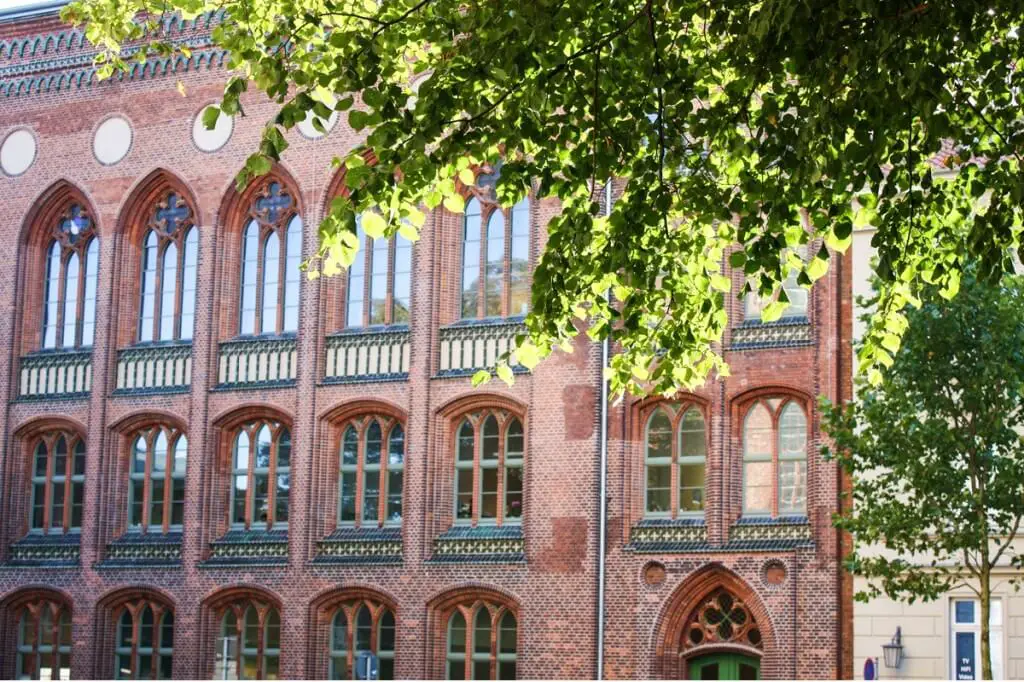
[18, 349, 92, 399]
[201, 529, 289, 567]
[216, 336, 297, 389]
[429, 525, 526, 563]
[113, 342, 192, 394]
[729, 317, 813, 350]
[323, 328, 410, 384]
[437, 318, 526, 376]
[627, 518, 708, 552]
[5, 533, 80, 567]
[728, 516, 814, 549]
[98, 531, 182, 567]
[312, 527, 403, 565]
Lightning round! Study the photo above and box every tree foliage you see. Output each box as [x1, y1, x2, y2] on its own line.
[822, 270, 1024, 679]
[64, 0, 1024, 396]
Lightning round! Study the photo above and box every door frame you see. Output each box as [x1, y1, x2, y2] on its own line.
[685, 650, 761, 680]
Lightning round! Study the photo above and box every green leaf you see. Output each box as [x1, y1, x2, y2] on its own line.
[515, 340, 540, 370]
[496, 363, 514, 384]
[361, 212, 387, 238]
[443, 194, 466, 214]
[471, 370, 491, 387]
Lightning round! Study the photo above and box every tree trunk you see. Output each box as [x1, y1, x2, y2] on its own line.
[980, 561, 993, 680]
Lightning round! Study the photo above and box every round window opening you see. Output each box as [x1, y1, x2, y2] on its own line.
[684, 589, 762, 651]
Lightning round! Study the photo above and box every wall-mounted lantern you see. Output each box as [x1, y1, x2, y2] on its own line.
[882, 626, 904, 669]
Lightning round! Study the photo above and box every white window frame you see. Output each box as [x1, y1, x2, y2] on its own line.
[950, 597, 1003, 680]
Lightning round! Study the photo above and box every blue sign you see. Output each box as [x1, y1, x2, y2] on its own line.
[956, 632, 975, 680]
[355, 652, 379, 681]
[863, 657, 877, 680]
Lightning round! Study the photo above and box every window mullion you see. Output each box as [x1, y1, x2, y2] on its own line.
[152, 243, 165, 343]
[256, 611, 266, 681]
[477, 218, 487, 319]
[63, 437, 74, 533]
[163, 435, 174, 534]
[355, 428, 365, 529]
[277, 225, 287, 335]
[130, 610, 141, 680]
[43, 439, 54, 533]
[502, 210, 511, 317]
[771, 408, 780, 518]
[49, 606, 60, 680]
[245, 430, 255, 531]
[385, 239, 396, 325]
[669, 416, 680, 519]
[362, 239, 372, 328]
[378, 426, 389, 528]
[54, 255, 67, 349]
[464, 611, 473, 682]
[267, 434, 278, 530]
[142, 434, 154, 534]
[174, 237, 186, 341]
[75, 246, 88, 347]
[472, 426, 481, 526]
[496, 425, 506, 527]
[253, 232, 266, 336]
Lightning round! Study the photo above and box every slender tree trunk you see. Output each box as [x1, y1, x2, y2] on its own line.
[980, 560, 993, 680]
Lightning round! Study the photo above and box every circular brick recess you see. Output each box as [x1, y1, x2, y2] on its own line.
[643, 561, 667, 586]
[192, 105, 233, 152]
[763, 560, 787, 586]
[93, 116, 133, 166]
[1, 128, 37, 177]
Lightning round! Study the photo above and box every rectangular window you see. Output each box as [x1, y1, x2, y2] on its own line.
[950, 598, 1003, 680]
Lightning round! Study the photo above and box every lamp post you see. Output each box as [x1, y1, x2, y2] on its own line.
[882, 626, 904, 669]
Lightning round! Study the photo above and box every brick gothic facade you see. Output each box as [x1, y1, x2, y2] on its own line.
[0, 8, 853, 681]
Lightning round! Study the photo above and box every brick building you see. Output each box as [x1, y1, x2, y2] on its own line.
[0, 4, 853, 679]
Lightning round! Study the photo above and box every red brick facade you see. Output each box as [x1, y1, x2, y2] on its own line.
[0, 8, 853, 680]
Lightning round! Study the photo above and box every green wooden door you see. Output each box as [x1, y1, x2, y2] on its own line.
[688, 653, 760, 680]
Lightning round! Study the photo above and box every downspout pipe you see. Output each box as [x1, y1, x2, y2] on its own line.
[596, 180, 612, 680]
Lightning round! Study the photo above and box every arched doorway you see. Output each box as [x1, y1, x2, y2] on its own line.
[654, 567, 774, 679]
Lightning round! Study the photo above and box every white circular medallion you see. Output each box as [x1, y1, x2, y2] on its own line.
[1, 128, 37, 177]
[192, 105, 234, 153]
[297, 107, 339, 140]
[93, 116, 133, 166]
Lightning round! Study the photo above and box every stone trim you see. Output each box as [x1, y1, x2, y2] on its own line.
[729, 317, 813, 350]
[201, 529, 289, 567]
[312, 527, 403, 565]
[98, 531, 182, 568]
[6, 533, 80, 567]
[429, 525, 525, 564]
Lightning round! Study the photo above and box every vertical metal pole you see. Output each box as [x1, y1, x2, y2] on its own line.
[596, 180, 612, 680]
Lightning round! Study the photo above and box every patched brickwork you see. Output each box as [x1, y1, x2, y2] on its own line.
[0, 8, 851, 680]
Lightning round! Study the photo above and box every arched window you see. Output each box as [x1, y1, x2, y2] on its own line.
[114, 599, 174, 679]
[461, 196, 530, 319]
[644, 404, 706, 517]
[338, 417, 404, 527]
[16, 599, 72, 680]
[744, 246, 809, 321]
[41, 204, 99, 349]
[128, 427, 187, 533]
[214, 601, 280, 680]
[230, 421, 291, 530]
[30, 431, 86, 534]
[445, 603, 517, 680]
[137, 193, 198, 343]
[345, 215, 414, 328]
[238, 182, 302, 336]
[329, 600, 396, 680]
[742, 398, 808, 516]
[454, 411, 524, 525]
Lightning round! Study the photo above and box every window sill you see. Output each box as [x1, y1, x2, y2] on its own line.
[99, 530, 182, 568]
[331, 324, 410, 336]
[6, 533, 80, 567]
[429, 525, 525, 564]
[444, 315, 526, 329]
[312, 526, 403, 566]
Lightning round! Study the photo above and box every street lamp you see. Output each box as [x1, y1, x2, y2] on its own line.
[882, 627, 904, 669]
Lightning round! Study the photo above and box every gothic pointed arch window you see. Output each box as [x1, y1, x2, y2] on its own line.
[460, 191, 530, 320]
[127, 426, 187, 533]
[338, 416, 404, 527]
[742, 397, 808, 516]
[644, 403, 707, 518]
[41, 204, 98, 349]
[113, 598, 174, 679]
[239, 182, 302, 336]
[230, 420, 291, 529]
[328, 598, 396, 680]
[445, 601, 517, 680]
[345, 215, 413, 328]
[214, 599, 280, 680]
[14, 598, 72, 680]
[29, 430, 86, 534]
[682, 588, 763, 652]
[137, 193, 199, 343]
[454, 410, 524, 525]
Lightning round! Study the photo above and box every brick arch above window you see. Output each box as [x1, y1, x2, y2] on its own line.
[652, 565, 776, 680]
[200, 585, 284, 680]
[214, 165, 305, 341]
[427, 585, 520, 681]
[10, 418, 88, 539]
[436, 392, 527, 421]
[112, 169, 201, 348]
[0, 586, 74, 682]
[309, 585, 398, 681]
[16, 180, 101, 354]
[96, 586, 176, 680]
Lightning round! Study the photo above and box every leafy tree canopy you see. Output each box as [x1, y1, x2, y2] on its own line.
[64, 0, 1024, 396]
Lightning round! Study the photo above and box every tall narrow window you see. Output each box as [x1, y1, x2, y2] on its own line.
[41, 204, 98, 349]
[128, 427, 187, 533]
[950, 598, 1004, 680]
[461, 194, 531, 319]
[238, 182, 302, 336]
[445, 603, 517, 680]
[136, 193, 197, 343]
[215, 601, 280, 680]
[453, 411, 524, 525]
[329, 600, 396, 680]
[230, 421, 291, 530]
[16, 599, 72, 681]
[29, 432, 85, 534]
[114, 600, 174, 679]
[345, 215, 414, 328]
[643, 404, 707, 517]
[742, 397, 808, 516]
[338, 417, 404, 527]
